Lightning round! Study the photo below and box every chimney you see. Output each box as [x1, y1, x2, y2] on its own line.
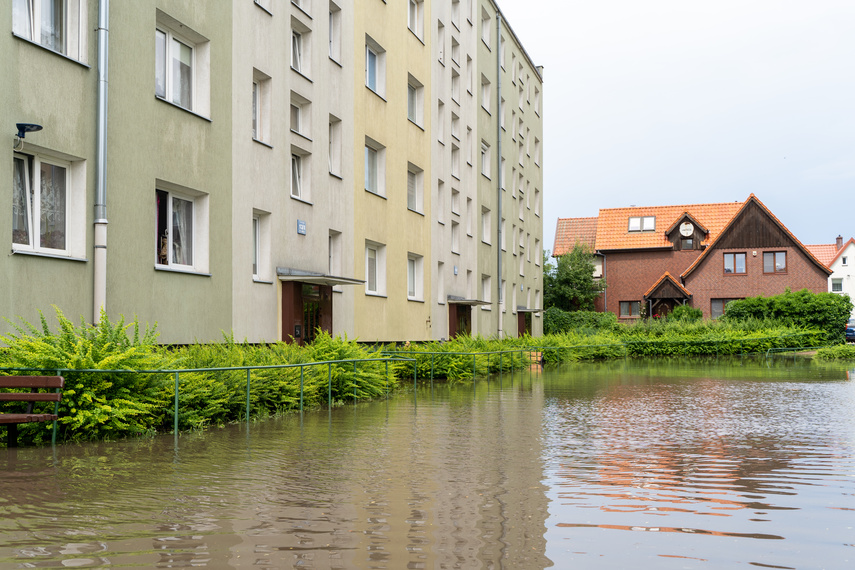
[837, 235, 844, 250]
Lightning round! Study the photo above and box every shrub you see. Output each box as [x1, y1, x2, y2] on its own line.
[543, 307, 619, 335]
[669, 305, 703, 322]
[814, 344, 855, 361]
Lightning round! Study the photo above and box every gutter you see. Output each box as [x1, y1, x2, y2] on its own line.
[93, 0, 109, 323]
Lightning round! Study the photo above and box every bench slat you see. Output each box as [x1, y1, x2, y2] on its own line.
[0, 414, 58, 424]
[0, 393, 62, 402]
[0, 376, 64, 389]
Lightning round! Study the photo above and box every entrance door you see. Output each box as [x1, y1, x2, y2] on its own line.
[281, 282, 333, 345]
[448, 304, 472, 337]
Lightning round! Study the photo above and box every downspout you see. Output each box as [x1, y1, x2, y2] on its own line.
[601, 254, 606, 313]
[496, 11, 503, 338]
[93, 0, 109, 323]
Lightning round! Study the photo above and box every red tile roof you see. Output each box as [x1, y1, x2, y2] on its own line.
[830, 238, 855, 267]
[805, 244, 838, 268]
[643, 272, 693, 299]
[553, 217, 598, 256]
[594, 201, 742, 251]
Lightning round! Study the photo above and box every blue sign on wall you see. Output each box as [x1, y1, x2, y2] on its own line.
[297, 219, 307, 235]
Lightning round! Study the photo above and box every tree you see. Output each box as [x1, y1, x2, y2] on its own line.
[543, 245, 606, 311]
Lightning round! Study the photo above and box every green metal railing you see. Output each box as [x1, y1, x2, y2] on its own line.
[1, 356, 416, 438]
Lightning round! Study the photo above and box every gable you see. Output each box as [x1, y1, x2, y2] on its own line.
[714, 200, 799, 250]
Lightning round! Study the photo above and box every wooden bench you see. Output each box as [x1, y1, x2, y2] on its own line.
[0, 376, 64, 447]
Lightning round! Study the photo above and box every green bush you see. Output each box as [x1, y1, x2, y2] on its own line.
[0, 307, 169, 444]
[543, 307, 619, 335]
[814, 344, 855, 361]
[723, 289, 852, 342]
[669, 305, 703, 322]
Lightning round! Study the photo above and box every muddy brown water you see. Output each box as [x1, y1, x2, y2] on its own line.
[1, 357, 853, 569]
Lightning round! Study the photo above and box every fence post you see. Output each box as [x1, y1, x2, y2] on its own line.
[300, 366, 304, 412]
[354, 361, 358, 402]
[473, 354, 476, 380]
[173, 371, 180, 435]
[431, 354, 435, 384]
[385, 360, 389, 398]
[328, 363, 332, 408]
[246, 368, 251, 422]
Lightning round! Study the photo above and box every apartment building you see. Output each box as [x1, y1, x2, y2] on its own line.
[3, 0, 542, 344]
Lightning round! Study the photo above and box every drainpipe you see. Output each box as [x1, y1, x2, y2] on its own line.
[93, 0, 109, 324]
[496, 11, 503, 338]
[601, 254, 606, 312]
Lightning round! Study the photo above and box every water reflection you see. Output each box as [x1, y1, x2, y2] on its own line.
[0, 358, 853, 569]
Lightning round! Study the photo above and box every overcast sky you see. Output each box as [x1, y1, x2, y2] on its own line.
[495, 0, 855, 253]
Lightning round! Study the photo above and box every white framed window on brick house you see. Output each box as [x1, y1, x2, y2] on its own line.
[252, 69, 271, 143]
[407, 74, 424, 126]
[328, 115, 342, 176]
[407, 253, 424, 301]
[481, 206, 491, 244]
[407, 163, 424, 213]
[365, 241, 386, 296]
[365, 35, 386, 97]
[155, 11, 210, 116]
[408, 0, 424, 40]
[628, 216, 655, 232]
[364, 137, 386, 196]
[480, 141, 491, 178]
[12, 150, 85, 258]
[13, 0, 88, 62]
[155, 181, 209, 273]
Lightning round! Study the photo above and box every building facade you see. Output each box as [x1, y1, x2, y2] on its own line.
[808, 236, 855, 318]
[3, 0, 542, 344]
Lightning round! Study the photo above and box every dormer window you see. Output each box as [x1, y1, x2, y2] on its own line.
[628, 216, 655, 232]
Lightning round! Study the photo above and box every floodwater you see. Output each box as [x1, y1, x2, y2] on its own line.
[1, 357, 854, 569]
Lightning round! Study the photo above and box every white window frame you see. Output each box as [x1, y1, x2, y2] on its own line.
[480, 7, 491, 48]
[407, 163, 424, 213]
[12, 151, 84, 257]
[408, 0, 424, 40]
[252, 210, 271, 281]
[451, 220, 460, 254]
[365, 35, 386, 97]
[364, 137, 386, 196]
[328, 115, 342, 176]
[437, 20, 446, 64]
[831, 278, 843, 293]
[480, 75, 491, 113]
[451, 144, 460, 179]
[155, 11, 210, 117]
[480, 141, 491, 178]
[328, 2, 342, 62]
[290, 154, 303, 199]
[451, 69, 461, 103]
[290, 91, 311, 138]
[365, 241, 387, 296]
[407, 74, 424, 126]
[252, 69, 272, 143]
[481, 274, 492, 310]
[437, 100, 446, 144]
[155, 181, 209, 273]
[407, 253, 424, 301]
[437, 180, 445, 224]
[13, 0, 87, 62]
[291, 30, 303, 73]
[481, 206, 491, 245]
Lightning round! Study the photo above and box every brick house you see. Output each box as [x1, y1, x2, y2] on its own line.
[553, 195, 831, 320]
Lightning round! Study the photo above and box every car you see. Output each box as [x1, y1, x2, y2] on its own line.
[847, 318, 855, 342]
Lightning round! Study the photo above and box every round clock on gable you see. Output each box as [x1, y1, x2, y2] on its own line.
[679, 222, 694, 237]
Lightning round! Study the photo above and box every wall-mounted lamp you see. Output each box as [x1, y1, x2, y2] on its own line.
[14, 123, 42, 151]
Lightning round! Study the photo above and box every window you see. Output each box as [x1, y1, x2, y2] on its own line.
[451, 221, 460, 253]
[451, 144, 460, 179]
[329, 230, 342, 283]
[534, 137, 541, 166]
[328, 115, 342, 176]
[451, 69, 460, 103]
[156, 184, 208, 272]
[329, 2, 341, 62]
[437, 262, 445, 304]
[481, 206, 491, 244]
[451, 37, 460, 66]
[763, 252, 787, 273]
[466, 197, 473, 236]
[437, 20, 446, 64]
[534, 86, 541, 115]
[408, 0, 424, 40]
[500, 35, 506, 68]
[365, 241, 386, 295]
[291, 30, 303, 72]
[500, 157, 506, 189]
[407, 253, 424, 300]
[711, 298, 739, 319]
[364, 137, 386, 196]
[511, 53, 517, 83]
[511, 110, 516, 139]
[451, 112, 460, 140]
[156, 12, 211, 115]
[480, 141, 491, 178]
[480, 75, 491, 112]
[511, 224, 516, 255]
[252, 70, 271, 143]
[437, 100, 446, 143]
[290, 91, 311, 137]
[291, 18, 313, 77]
[481, 274, 491, 309]
[290, 154, 303, 199]
[466, 56, 473, 94]
[12, 152, 80, 255]
[292, 0, 310, 12]
[480, 7, 491, 47]
[437, 180, 445, 224]
[407, 163, 424, 212]
[831, 278, 843, 293]
[451, 188, 460, 215]
[13, 0, 87, 61]
[843, 256, 849, 266]
[466, 127, 473, 165]
[535, 238, 541, 265]
[499, 98, 506, 129]
[365, 35, 386, 97]
[620, 301, 641, 318]
[628, 216, 655, 232]
[723, 252, 747, 274]
[407, 74, 424, 126]
[451, 0, 460, 29]
[252, 210, 271, 280]
[534, 188, 540, 216]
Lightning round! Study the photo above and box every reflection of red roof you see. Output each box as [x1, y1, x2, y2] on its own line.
[594, 202, 742, 251]
[553, 217, 597, 256]
[805, 244, 837, 268]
